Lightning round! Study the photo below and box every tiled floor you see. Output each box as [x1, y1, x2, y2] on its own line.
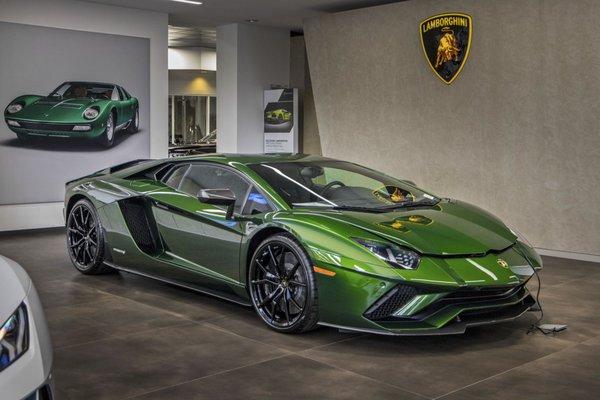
[1, 228, 599, 399]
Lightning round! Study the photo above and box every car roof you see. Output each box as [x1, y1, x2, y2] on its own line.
[170, 153, 334, 165]
[63, 81, 117, 87]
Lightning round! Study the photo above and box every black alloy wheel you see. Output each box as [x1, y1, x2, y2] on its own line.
[66, 199, 112, 274]
[249, 234, 318, 333]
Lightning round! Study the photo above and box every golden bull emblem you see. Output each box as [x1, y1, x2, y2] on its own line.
[420, 13, 472, 84]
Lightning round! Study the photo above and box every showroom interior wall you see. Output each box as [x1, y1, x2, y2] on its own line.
[217, 23, 290, 153]
[169, 71, 216, 96]
[290, 36, 322, 155]
[0, 0, 168, 232]
[304, 0, 600, 261]
[169, 47, 216, 96]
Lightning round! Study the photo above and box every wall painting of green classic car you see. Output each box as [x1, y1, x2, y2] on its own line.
[4, 82, 139, 147]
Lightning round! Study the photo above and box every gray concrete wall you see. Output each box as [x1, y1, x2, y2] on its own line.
[290, 36, 322, 154]
[217, 23, 290, 153]
[304, 0, 600, 256]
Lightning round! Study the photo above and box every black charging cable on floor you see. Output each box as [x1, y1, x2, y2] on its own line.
[525, 257, 567, 335]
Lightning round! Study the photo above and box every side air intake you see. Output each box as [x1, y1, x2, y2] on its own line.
[364, 285, 419, 321]
[118, 197, 161, 255]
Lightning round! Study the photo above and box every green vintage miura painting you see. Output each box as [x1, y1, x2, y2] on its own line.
[64, 154, 542, 335]
[4, 81, 139, 147]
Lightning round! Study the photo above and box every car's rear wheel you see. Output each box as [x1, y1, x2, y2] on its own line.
[249, 234, 318, 333]
[66, 199, 113, 275]
[126, 108, 139, 133]
[99, 112, 115, 147]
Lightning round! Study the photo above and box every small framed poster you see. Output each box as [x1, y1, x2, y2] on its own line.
[264, 88, 298, 153]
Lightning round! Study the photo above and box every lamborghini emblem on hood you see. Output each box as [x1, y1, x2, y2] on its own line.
[420, 13, 472, 84]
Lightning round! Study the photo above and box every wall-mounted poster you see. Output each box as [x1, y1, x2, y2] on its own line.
[0, 21, 150, 205]
[264, 88, 298, 153]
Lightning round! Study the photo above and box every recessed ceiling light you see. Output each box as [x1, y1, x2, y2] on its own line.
[172, 0, 203, 5]
[246, 19, 259, 23]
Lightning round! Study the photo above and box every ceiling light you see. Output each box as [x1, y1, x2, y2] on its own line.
[172, 0, 203, 5]
[246, 19, 259, 23]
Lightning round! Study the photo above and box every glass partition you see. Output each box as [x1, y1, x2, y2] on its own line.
[169, 95, 216, 146]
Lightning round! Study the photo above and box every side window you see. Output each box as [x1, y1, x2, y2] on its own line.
[179, 164, 250, 213]
[242, 187, 272, 215]
[116, 86, 126, 100]
[164, 165, 189, 190]
[121, 87, 131, 100]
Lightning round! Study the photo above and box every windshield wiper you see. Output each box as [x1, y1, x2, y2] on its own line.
[331, 205, 388, 213]
[376, 198, 440, 210]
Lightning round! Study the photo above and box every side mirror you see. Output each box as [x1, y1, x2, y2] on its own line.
[198, 188, 236, 219]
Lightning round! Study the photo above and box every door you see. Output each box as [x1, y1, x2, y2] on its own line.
[146, 163, 252, 286]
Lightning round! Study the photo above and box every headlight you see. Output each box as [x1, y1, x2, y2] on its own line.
[0, 303, 29, 372]
[6, 103, 23, 114]
[83, 107, 99, 120]
[354, 238, 420, 269]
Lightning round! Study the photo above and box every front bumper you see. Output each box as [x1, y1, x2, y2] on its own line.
[22, 376, 54, 400]
[313, 246, 539, 335]
[5, 118, 106, 138]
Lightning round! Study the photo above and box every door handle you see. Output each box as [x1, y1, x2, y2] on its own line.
[153, 202, 170, 211]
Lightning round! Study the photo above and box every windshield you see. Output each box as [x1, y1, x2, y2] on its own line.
[248, 160, 439, 210]
[49, 83, 115, 100]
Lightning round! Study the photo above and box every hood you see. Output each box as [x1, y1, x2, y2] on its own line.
[17, 97, 100, 122]
[296, 200, 516, 256]
[0, 255, 31, 322]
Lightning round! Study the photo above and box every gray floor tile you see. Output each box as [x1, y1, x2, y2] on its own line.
[206, 307, 362, 352]
[45, 296, 191, 348]
[131, 354, 425, 400]
[53, 323, 288, 400]
[439, 341, 600, 399]
[303, 325, 575, 398]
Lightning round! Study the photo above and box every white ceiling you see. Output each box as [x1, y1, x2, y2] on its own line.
[79, 0, 405, 31]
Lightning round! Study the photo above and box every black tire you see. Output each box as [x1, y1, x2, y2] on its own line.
[99, 111, 115, 147]
[126, 108, 139, 133]
[66, 198, 113, 275]
[248, 233, 319, 333]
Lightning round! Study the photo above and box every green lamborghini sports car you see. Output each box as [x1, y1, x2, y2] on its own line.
[4, 81, 139, 147]
[64, 154, 542, 335]
[265, 108, 292, 124]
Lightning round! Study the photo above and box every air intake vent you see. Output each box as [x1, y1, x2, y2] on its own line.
[364, 285, 418, 321]
[119, 197, 161, 255]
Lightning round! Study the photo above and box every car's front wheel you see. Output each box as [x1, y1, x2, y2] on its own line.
[66, 198, 113, 275]
[99, 112, 115, 147]
[249, 233, 319, 333]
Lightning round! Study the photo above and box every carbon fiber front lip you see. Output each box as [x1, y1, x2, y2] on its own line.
[319, 300, 534, 336]
[321, 290, 536, 336]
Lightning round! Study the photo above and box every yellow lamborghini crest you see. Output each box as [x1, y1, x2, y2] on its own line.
[420, 13, 472, 84]
[497, 258, 509, 269]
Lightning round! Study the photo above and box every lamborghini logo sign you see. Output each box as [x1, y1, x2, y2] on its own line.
[420, 13, 472, 84]
[497, 259, 509, 269]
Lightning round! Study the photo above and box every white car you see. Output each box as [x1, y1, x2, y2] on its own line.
[0, 255, 53, 399]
